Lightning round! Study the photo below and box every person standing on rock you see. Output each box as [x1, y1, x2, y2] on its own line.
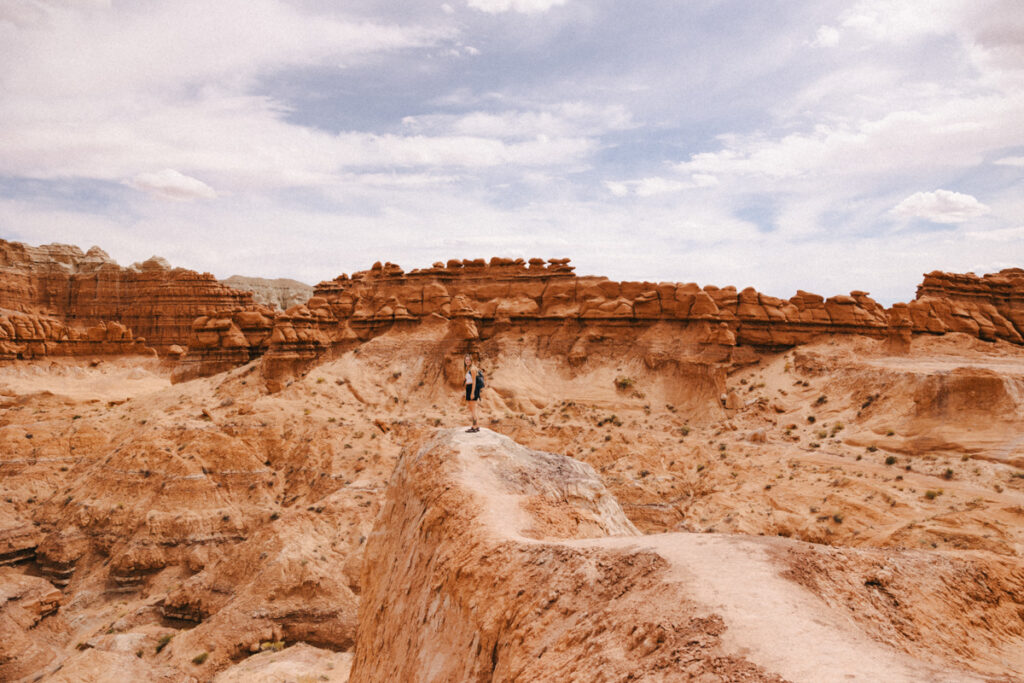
[464, 354, 484, 433]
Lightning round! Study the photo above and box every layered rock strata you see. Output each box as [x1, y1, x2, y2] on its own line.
[178, 258, 1024, 384]
[221, 275, 314, 312]
[913, 268, 1024, 343]
[0, 238, 253, 355]
[0, 567, 61, 680]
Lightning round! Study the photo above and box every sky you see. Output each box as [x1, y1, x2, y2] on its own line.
[0, 0, 1022, 304]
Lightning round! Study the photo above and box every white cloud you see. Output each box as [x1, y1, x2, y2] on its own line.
[811, 25, 840, 48]
[403, 103, 633, 140]
[604, 174, 719, 198]
[839, 0, 964, 42]
[965, 226, 1024, 242]
[126, 169, 217, 201]
[466, 0, 566, 14]
[604, 181, 628, 197]
[675, 92, 1024, 184]
[892, 189, 991, 223]
[994, 156, 1024, 167]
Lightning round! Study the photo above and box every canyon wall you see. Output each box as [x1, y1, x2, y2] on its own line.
[178, 257, 1024, 385]
[0, 238, 256, 356]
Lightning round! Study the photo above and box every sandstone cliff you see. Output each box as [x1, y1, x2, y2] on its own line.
[0, 238, 255, 356]
[177, 257, 1024, 386]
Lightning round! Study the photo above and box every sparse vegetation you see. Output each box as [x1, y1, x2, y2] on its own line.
[924, 489, 943, 500]
[614, 376, 635, 390]
[191, 652, 208, 665]
[885, 456, 897, 465]
[156, 634, 173, 653]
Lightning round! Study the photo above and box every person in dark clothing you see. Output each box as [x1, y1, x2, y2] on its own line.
[464, 354, 485, 432]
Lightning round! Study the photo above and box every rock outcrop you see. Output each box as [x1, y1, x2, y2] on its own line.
[177, 258, 1024, 386]
[352, 429, 1006, 681]
[0, 567, 61, 681]
[0, 238, 254, 356]
[912, 268, 1024, 343]
[221, 275, 314, 312]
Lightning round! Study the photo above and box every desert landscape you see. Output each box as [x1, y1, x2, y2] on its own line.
[1, 238, 1023, 681]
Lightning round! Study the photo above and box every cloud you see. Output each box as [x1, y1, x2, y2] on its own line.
[964, 225, 1024, 242]
[465, 0, 566, 14]
[126, 169, 217, 201]
[994, 156, 1024, 166]
[402, 103, 634, 140]
[839, 0, 964, 42]
[604, 174, 719, 197]
[811, 25, 840, 47]
[892, 189, 991, 223]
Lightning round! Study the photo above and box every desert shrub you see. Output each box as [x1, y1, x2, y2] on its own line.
[614, 376, 635, 390]
[192, 652, 208, 665]
[885, 456, 897, 465]
[924, 489, 943, 500]
[156, 634, 173, 653]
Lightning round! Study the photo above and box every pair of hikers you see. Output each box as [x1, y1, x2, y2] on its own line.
[464, 354, 484, 433]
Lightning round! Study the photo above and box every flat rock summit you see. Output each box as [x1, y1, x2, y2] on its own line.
[1, 238, 1023, 682]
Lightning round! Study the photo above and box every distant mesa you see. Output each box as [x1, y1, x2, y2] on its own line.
[220, 275, 313, 312]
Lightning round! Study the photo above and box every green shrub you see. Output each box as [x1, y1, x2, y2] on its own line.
[156, 634, 173, 653]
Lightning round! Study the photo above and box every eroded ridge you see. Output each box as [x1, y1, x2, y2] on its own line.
[351, 429, 1006, 682]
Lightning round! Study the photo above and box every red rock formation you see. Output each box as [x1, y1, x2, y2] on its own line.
[0, 567, 61, 680]
[912, 268, 1024, 343]
[180, 257, 1024, 386]
[0, 238, 254, 356]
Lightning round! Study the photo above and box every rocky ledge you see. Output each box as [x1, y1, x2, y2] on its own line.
[350, 429, 1021, 681]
